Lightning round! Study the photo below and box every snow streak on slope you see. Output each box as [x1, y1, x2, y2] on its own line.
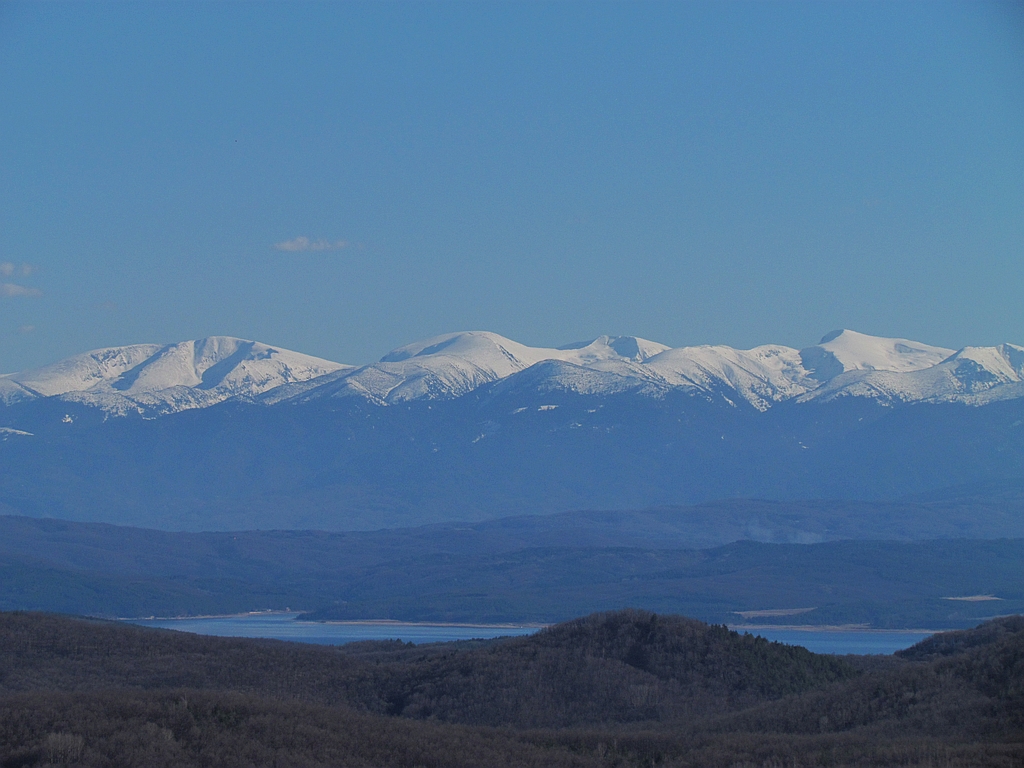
[643, 345, 813, 411]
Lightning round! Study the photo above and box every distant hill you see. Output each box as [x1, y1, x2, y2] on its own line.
[1, 514, 1021, 627]
[0, 610, 853, 727]
[711, 615, 1024, 748]
[1, 393, 1023, 531]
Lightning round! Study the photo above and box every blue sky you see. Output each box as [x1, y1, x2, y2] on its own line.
[1, 1, 1021, 370]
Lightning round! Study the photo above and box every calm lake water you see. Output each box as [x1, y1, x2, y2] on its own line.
[127, 613, 934, 654]
[736, 627, 935, 655]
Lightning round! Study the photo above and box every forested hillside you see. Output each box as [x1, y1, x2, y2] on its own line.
[1, 610, 1022, 766]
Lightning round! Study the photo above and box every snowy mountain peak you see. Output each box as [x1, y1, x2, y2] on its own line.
[558, 335, 670, 363]
[643, 343, 812, 410]
[799, 329, 954, 382]
[935, 345, 1024, 393]
[301, 331, 674, 406]
[381, 331, 670, 372]
[2, 337, 348, 414]
[948, 344, 1024, 379]
[796, 340, 1024, 406]
[380, 331, 537, 370]
[4, 344, 166, 398]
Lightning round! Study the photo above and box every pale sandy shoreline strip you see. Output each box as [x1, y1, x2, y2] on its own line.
[122, 612, 547, 629]
[119, 610, 302, 621]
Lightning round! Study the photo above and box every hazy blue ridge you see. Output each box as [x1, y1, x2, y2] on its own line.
[1, 390, 1023, 531]
[0, 514, 1020, 628]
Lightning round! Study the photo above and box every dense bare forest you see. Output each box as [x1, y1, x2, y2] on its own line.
[1, 610, 1022, 766]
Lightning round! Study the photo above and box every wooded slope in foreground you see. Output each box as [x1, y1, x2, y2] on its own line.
[1, 610, 1022, 766]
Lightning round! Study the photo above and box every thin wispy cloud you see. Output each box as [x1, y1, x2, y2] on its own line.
[274, 237, 349, 252]
[0, 283, 42, 298]
[17, 324, 35, 335]
[0, 262, 35, 277]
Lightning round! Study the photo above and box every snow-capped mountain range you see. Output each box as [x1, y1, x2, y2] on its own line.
[2, 328, 1023, 532]
[1, 329, 1022, 417]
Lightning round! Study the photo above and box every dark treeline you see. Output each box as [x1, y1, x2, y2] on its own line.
[1, 610, 1024, 766]
[0, 690, 600, 768]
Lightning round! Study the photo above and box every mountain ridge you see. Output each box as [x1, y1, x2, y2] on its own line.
[2, 329, 1021, 418]
[2, 329, 1022, 531]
